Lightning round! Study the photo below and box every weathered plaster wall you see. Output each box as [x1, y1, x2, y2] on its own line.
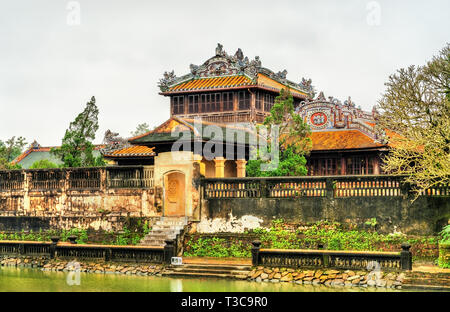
[203, 197, 450, 235]
[154, 151, 198, 218]
[0, 188, 158, 231]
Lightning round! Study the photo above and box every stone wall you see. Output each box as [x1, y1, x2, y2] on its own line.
[201, 176, 450, 235]
[0, 166, 159, 231]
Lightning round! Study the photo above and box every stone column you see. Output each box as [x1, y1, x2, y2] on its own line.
[213, 157, 226, 178]
[235, 159, 247, 177]
[373, 157, 380, 175]
[193, 154, 205, 176]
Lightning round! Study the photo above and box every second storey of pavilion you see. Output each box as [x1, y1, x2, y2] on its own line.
[158, 44, 314, 124]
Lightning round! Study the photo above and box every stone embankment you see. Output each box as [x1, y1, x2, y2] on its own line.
[1, 256, 165, 276]
[246, 266, 405, 289]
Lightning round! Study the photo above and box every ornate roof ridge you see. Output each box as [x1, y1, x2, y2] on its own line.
[158, 43, 315, 96]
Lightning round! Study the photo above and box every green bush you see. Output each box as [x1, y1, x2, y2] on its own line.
[184, 237, 251, 258]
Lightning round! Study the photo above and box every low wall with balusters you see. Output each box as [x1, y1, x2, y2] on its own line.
[0, 166, 159, 231]
[201, 175, 450, 235]
[250, 241, 413, 271]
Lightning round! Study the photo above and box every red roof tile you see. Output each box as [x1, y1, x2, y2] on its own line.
[310, 130, 385, 151]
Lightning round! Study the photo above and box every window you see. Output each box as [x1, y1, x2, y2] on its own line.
[201, 94, 210, 112]
[346, 156, 366, 175]
[238, 91, 250, 110]
[212, 93, 220, 112]
[223, 92, 234, 111]
[255, 92, 263, 110]
[188, 95, 199, 114]
[307, 158, 338, 176]
[264, 94, 274, 111]
[172, 96, 184, 115]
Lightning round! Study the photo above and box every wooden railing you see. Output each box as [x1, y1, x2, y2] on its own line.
[0, 166, 155, 192]
[69, 168, 102, 190]
[0, 239, 169, 264]
[0, 171, 24, 192]
[29, 170, 65, 191]
[203, 175, 449, 199]
[251, 241, 412, 271]
[106, 166, 154, 189]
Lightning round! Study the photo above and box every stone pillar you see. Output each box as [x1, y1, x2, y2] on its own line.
[251, 240, 261, 266]
[400, 243, 412, 270]
[213, 157, 226, 178]
[193, 154, 205, 177]
[373, 157, 380, 175]
[235, 159, 247, 177]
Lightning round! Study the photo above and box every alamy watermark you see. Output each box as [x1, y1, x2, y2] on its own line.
[66, 1, 81, 26]
[366, 1, 381, 26]
[66, 261, 81, 286]
[170, 118, 280, 171]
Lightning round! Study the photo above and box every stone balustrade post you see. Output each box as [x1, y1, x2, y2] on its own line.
[164, 239, 175, 264]
[325, 177, 334, 199]
[400, 242, 412, 270]
[68, 235, 78, 244]
[251, 240, 261, 266]
[50, 236, 60, 259]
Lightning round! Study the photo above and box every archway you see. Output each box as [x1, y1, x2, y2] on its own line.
[164, 171, 186, 216]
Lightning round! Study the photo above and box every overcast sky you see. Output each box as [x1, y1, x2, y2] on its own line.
[0, 0, 448, 146]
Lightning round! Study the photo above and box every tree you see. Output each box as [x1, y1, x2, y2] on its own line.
[131, 123, 151, 137]
[0, 136, 27, 162]
[377, 43, 450, 195]
[30, 159, 59, 169]
[0, 136, 27, 169]
[246, 89, 312, 177]
[51, 96, 104, 167]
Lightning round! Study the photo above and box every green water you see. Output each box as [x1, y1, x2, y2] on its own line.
[0, 267, 406, 292]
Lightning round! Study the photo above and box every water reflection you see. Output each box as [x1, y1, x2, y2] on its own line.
[0, 267, 412, 292]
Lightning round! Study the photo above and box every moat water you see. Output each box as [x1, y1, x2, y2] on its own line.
[0, 267, 425, 292]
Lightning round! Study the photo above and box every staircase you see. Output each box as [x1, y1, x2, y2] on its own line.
[162, 263, 251, 280]
[402, 271, 450, 290]
[139, 217, 188, 247]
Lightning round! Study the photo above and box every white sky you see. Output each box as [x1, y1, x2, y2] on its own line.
[0, 0, 449, 146]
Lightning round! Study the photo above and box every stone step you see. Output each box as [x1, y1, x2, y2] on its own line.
[402, 283, 450, 291]
[139, 239, 166, 246]
[169, 267, 250, 275]
[178, 264, 252, 271]
[152, 227, 183, 232]
[403, 277, 450, 286]
[146, 233, 177, 239]
[155, 222, 185, 228]
[161, 271, 247, 280]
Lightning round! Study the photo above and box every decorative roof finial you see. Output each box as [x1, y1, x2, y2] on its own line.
[234, 48, 244, 61]
[317, 91, 326, 101]
[215, 43, 224, 56]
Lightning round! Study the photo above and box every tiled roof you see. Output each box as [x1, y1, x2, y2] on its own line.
[12, 145, 105, 168]
[103, 145, 155, 158]
[310, 130, 385, 151]
[168, 75, 254, 92]
[129, 117, 259, 145]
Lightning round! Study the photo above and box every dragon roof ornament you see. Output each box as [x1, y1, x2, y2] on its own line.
[158, 43, 314, 96]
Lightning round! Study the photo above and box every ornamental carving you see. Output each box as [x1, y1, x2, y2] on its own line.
[100, 130, 129, 155]
[158, 70, 177, 92]
[158, 43, 315, 97]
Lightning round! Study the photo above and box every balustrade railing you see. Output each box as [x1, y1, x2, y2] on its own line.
[0, 240, 167, 264]
[68, 168, 101, 190]
[251, 241, 412, 271]
[29, 170, 65, 191]
[0, 166, 155, 192]
[0, 171, 24, 191]
[204, 175, 449, 199]
[106, 166, 154, 189]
